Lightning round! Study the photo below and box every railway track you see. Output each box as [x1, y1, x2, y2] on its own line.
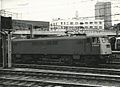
[0, 68, 120, 86]
[111, 51, 120, 66]
[13, 64, 120, 75]
[1, 52, 120, 87]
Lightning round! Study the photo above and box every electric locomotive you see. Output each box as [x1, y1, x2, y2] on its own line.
[109, 37, 120, 51]
[12, 35, 112, 66]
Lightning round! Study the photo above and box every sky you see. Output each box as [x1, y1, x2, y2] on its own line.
[1, 0, 120, 24]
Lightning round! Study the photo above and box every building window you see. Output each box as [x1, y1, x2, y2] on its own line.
[53, 23, 55, 25]
[90, 26, 93, 28]
[99, 26, 102, 29]
[80, 22, 84, 25]
[94, 26, 98, 29]
[67, 22, 69, 25]
[80, 26, 84, 28]
[99, 22, 102, 24]
[70, 22, 73, 25]
[85, 22, 88, 24]
[75, 22, 78, 25]
[64, 22, 66, 25]
[90, 22, 93, 24]
[85, 26, 88, 29]
[94, 22, 97, 24]
[61, 22, 63, 25]
[65, 26, 68, 29]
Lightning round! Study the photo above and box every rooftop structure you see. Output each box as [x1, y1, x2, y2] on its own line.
[95, 2, 112, 29]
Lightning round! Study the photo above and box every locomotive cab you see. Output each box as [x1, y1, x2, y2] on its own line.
[89, 36, 111, 55]
[90, 36, 112, 64]
[99, 36, 112, 55]
[115, 37, 120, 50]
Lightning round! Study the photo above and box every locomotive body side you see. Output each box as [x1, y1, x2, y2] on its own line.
[12, 37, 101, 55]
[12, 37, 86, 55]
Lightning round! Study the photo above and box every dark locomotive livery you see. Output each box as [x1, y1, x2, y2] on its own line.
[115, 37, 120, 50]
[109, 37, 120, 51]
[12, 35, 112, 66]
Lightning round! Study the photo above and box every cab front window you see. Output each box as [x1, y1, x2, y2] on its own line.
[101, 37, 109, 43]
[92, 37, 100, 43]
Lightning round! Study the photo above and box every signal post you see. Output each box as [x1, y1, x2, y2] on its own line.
[7, 31, 12, 68]
[1, 16, 12, 68]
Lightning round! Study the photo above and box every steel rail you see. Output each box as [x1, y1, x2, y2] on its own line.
[12, 64, 120, 75]
[0, 68, 120, 86]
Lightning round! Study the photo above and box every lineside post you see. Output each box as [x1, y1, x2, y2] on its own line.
[30, 24, 34, 39]
[2, 34, 8, 68]
[1, 16, 12, 68]
[8, 31, 12, 68]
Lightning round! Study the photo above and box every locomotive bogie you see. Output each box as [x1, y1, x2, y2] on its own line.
[12, 53, 109, 66]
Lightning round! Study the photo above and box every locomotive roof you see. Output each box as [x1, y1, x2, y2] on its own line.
[12, 36, 87, 41]
[12, 35, 107, 41]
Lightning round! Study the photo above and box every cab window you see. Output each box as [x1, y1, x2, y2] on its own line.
[87, 38, 91, 43]
[92, 37, 100, 43]
[101, 37, 109, 43]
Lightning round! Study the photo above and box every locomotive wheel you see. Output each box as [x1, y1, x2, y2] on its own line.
[83, 56, 100, 66]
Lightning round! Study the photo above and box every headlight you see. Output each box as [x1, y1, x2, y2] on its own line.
[106, 44, 110, 48]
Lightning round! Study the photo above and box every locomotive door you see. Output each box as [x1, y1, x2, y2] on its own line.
[91, 37, 101, 55]
[85, 38, 92, 54]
